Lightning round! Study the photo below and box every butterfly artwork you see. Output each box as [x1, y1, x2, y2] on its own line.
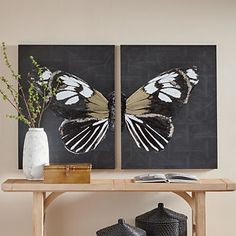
[35, 66, 199, 155]
[121, 45, 217, 169]
[18, 45, 115, 169]
[18, 45, 217, 169]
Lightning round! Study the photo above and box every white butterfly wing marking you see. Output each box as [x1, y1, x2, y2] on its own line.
[56, 74, 94, 105]
[144, 68, 199, 103]
[186, 68, 198, 85]
[35, 68, 52, 86]
[125, 114, 174, 152]
[60, 118, 109, 154]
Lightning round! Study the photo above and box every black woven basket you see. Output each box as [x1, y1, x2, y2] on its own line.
[162, 204, 187, 236]
[96, 218, 146, 236]
[136, 203, 182, 236]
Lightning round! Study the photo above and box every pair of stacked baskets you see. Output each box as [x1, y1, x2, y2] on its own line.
[96, 203, 187, 236]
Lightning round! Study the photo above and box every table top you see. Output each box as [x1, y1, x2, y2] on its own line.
[2, 179, 236, 192]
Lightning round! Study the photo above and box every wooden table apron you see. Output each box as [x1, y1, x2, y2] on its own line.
[2, 179, 236, 236]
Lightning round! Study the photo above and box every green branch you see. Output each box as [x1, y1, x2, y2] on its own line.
[0, 42, 60, 128]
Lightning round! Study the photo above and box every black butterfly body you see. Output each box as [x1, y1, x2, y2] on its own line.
[37, 67, 199, 154]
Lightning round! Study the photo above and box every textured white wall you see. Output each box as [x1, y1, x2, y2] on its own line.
[0, 0, 236, 235]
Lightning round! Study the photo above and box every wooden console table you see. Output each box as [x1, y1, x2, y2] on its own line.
[2, 178, 236, 236]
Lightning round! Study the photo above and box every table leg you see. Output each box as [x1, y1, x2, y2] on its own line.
[33, 192, 45, 236]
[192, 192, 196, 236]
[194, 192, 206, 236]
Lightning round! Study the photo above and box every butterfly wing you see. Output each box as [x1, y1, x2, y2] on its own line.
[59, 118, 109, 154]
[126, 67, 199, 117]
[125, 67, 199, 152]
[125, 114, 174, 152]
[44, 70, 110, 154]
[50, 71, 109, 120]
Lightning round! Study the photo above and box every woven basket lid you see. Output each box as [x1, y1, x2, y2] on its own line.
[162, 204, 187, 222]
[96, 218, 146, 236]
[136, 203, 181, 224]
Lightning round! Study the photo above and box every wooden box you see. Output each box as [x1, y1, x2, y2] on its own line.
[43, 163, 92, 184]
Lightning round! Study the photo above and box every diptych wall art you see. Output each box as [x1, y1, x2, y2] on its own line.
[18, 45, 217, 169]
[121, 45, 217, 169]
[18, 45, 115, 169]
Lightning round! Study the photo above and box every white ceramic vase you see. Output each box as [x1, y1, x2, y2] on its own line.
[23, 128, 49, 180]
